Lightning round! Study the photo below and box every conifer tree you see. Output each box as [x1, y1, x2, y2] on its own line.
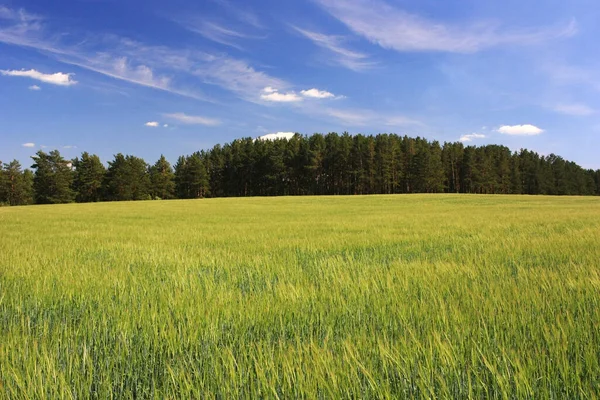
[72, 152, 106, 202]
[0, 160, 34, 205]
[104, 154, 150, 201]
[149, 155, 175, 199]
[31, 150, 75, 204]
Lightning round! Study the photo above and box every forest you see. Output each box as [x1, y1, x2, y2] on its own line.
[1, 132, 599, 206]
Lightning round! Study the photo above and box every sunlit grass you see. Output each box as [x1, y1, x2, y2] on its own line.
[1, 195, 599, 398]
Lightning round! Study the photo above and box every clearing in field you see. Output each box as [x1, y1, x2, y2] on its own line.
[1, 195, 599, 398]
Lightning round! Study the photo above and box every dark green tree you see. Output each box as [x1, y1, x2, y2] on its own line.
[0, 160, 34, 205]
[175, 153, 210, 198]
[149, 155, 175, 199]
[72, 152, 106, 202]
[104, 154, 150, 201]
[31, 150, 75, 204]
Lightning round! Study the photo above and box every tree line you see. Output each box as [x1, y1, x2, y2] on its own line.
[1, 132, 599, 206]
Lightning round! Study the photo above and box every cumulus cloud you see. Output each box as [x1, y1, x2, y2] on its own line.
[28, 84, 41, 90]
[314, 0, 577, 53]
[497, 124, 544, 136]
[301, 88, 335, 99]
[145, 121, 160, 127]
[459, 133, 485, 142]
[258, 132, 296, 141]
[261, 87, 340, 102]
[0, 69, 77, 85]
[260, 87, 302, 102]
[164, 112, 220, 126]
[22, 142, 35, 147]
[553, 103, 595, 116]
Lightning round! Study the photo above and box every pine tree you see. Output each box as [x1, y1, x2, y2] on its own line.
[1, 160, 34, 205]
[424, 141, 445, 193]
[31, 150, 75, 204]
[187, 152, 211, 198]
[104, 154, 150, 201]
[72, 152, 106, 202]
[175, 153, 210, 198]
[0, 161, 6, 205]
[510, 154, 522, 194]
[149, 155, 175, 200]
[442, 142, 464, 193]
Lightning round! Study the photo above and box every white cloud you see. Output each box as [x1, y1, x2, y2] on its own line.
[63, 145, 77, 149]
[459, 133, 486, 142]
[314, 0, 577, 53]
[260, 87, 302, 102]
[164, 112, 220, 126]
[553, 103, 595, 116]
[260, 87, 339, 102]
[0, 6, 13, 19]
[196, 57, 288, 102]
[261, 92, 302, 102]
[544, 63, 600, 93]
[301, 88, 335, 99]
[0, 6, 294, 103]
[0, 69, 77, 86]
[293, 27, 375, 71]
[324, 107, 421, 127]
[28, 84, 41, 90]
[163, 124, 169, 128]
[145, 121, 160, 127]
[497, 124, 544, 136]
[258, 132, 296, 141]
[59, 54, 199, 97]
[0, 8, 208, 100]
[22, 142, 35, 148]
[210, 0, 263, 29]
[178, 20, 260, 50]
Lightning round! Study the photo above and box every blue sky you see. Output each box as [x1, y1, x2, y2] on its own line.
[1, 0, 599, 169]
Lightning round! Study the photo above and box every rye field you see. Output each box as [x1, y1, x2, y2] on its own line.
[1, 195, 599, 399]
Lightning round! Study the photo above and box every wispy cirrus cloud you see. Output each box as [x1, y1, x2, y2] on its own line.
[313, 0, 577, 53]
[544, 63, 600, 92]
[324, 107, 422, 127]
[0, 6, 296, 103]
[209, 0, 263, 29]
[195, 57, 288, 102]
[293, 26, 375, 71]
[1, 68, 77, 85]
[0, 8, 209, 100]
[163, 112, 221, 126]
[0, 6, 352, 108]
[553, 103, 595, 116]
[177, 19, 260, 50]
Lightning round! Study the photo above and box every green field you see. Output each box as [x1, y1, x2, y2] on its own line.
[1, 195, 600, 398]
